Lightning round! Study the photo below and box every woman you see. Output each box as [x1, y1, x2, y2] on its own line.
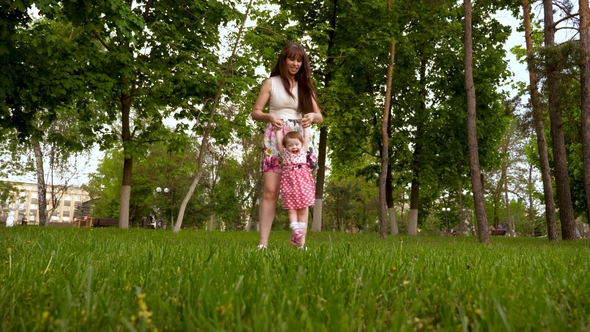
[251, 42, 323, 249]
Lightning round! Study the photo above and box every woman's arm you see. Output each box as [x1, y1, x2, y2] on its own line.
[301, 97, 323, 128]
[251, 78, 283, 129]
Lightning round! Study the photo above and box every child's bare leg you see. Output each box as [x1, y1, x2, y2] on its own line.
[297, 207, 309, 247]
[289, 209, 304, 246]
[288, 210, 299, 223]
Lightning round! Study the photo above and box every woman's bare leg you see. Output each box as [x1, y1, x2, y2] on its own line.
[258, 172, 281, 246]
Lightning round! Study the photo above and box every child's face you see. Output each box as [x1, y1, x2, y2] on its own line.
[285, 137, 303, 154]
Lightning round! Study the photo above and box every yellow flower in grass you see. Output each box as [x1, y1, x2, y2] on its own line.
[217, 303, 233, 316]
[134, 291, 153, 326]
[41, 311, 49, 324]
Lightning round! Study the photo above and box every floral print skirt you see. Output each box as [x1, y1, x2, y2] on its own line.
[260, 119, 318, 173]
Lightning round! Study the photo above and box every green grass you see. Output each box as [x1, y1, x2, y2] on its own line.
[1, 227, 589, 331]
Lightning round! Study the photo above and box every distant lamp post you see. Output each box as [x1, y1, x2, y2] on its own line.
[155, 187, 169, 229]
[442, 207, 450, 235]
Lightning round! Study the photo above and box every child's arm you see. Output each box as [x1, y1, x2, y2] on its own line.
[303, 127, 310, 152]
[275, 128, 285, 155]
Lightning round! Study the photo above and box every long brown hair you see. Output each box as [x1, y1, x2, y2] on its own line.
[270, 42, 319, 114]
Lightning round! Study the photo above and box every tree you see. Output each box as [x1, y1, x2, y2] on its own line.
[542, 0, 576, 240]
[324, 175, 379, 232]
[1, 16, 96, 225]
[44, 0, 239, 229]
[464, 0, 489, 244]
[379, 0, 396, 238]
[86, 137, 203, 227]
[173, 0, 254, 232]
[520, 0, 559, 241]
[579, 0, 590, 224]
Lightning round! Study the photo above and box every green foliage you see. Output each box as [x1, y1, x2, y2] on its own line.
[256, 0, 513, 227]
[0, 181, 19, 214]
[2, 228, 590, 331]
[214, 158, 245, 230]
[324, 176, 379, 232]
[86, 139, 206, 226]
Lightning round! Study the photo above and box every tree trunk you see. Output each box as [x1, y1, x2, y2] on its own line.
[579, 0, 590, 224]
[408, 177, 420, 236]
[387, 165, 398, 235]
[493, 195, 499, 229]
[458, 183, 465, 230]
[170, 191, 175, 230]
[174, 0, 254, 232]
[464, 0, 489, 244]
[209, 214, 215, 231]
[522, 0, 558, 241]
[408, 55, 427, 236]
[118, 93, 133, 229]
[527, 162, 535, 235]
[379, 19, 395, 238]
[503, 166, 513, 236]
[312, 0, 337, 232]
[32, 139, 48, 226]
[543, 0, 576, 240]
[400, 191, 406, 225]
[246, 173, 262, 232]
[312, 127, 327, 231]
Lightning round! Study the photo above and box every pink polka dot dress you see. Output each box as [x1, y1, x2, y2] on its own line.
[280, 149, 315, 210]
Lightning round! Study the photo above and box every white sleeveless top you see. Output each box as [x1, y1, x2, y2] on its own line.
[269, 76, 301, 119]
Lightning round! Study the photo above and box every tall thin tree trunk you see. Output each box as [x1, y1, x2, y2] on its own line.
[118, 93, 133, 229]
[400, 191, 406, 225]
[503, 167, 513, 236]
[464, 0, 489, 244]
[312, 127, 327, 231]
[408, 56, 427, 236]
[173, 0, 254, 232]
[527, 162, 535, 235]
[209, 214, 215, 231]
[458, 183, 464, 230]
[522, 0, 558, 241]
[246, 173, 262, 232]
[408, 177, 420, 236]
[500, 131, 513, 236]
[387, 165, 398, 235]
[543, 0, 576, 240]
[579, 0, 590, 224]
[312, 0, 338, 232]
[170, 191, 175, 230]
[379, 2, 395, 237]
[32, 139, 48, 226]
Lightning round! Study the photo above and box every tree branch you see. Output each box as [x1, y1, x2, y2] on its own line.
[92, 30, 111, 51]
[553, 13, 578, 27]
[559, 119, 580, 128]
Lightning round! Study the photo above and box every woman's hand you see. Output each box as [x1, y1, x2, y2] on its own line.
[270, 115, 284, 130]
[301, 113, 315, 128]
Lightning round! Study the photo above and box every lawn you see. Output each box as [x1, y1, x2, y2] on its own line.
[1, 226, 589, 331]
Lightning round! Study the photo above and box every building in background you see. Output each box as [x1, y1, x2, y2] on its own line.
[0, 181, 91, 224]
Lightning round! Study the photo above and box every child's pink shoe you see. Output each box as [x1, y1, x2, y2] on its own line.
[290, 228, 304, 246]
